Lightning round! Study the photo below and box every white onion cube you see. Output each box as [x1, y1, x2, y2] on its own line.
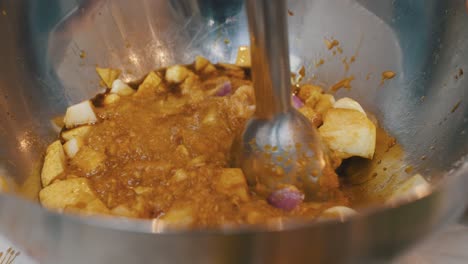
[64, 101, 97, 128]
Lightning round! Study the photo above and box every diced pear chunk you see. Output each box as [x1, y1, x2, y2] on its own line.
[320, 206, 357, 220]
[202, 64, 217, 74]
[216, 168, 250, 202]
[202, 108, 218, 125]
[64, 137, 84, 158]
[96, 67, 121, 88]
[334, 97, 366, 115]
[180, 72, 200, 95]
[234, 85, 255, 102]
[319, 108, 376, 159]
[230, 85, 256, 119]
[235, 46, 251, 67]
[39, 178, 109, 214]
[41, 140, 66, 187]
[62, 126, 91, 141]
[162, 204, 195, 227]
[71, 146, 106, 173]
[314, 94, 335, 114]
[110, 79, 134, 96]
[103, 94, 121, 105]
[389, 174, 430, 201]
[63, 101, 97, 128]
[166, 65, 190, 83]
[195, 56, 210, 71]
[135, 71, 165, 97]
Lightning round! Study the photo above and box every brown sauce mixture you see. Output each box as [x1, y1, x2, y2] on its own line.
[39, 57, 406, 228]
[67, 64, 346, 227]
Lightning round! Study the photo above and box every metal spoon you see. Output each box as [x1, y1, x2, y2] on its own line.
[233, 0, 332, 200]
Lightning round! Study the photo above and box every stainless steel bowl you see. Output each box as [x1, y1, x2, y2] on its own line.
[0, 0, 467, 263]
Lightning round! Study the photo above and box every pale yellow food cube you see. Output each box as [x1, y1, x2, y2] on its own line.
[216, 168, 250, 202]
[39, 178, 109, 214]
[319, 108, 376, 159]
[162, 204, 195, 227]
[103, 94, 121, 105]
[314, 94, 335, 114]
[135, 71, 165, 97]
[63, 137, 84, 158]
[202, 63, 217, 74]
[202, 108, 218, 125]
[165, 65, 190, 83]
[195, 56, 210, 71]
[389, 174, 430, 201]
[71, 146, 106, 173]
[233, 85, 255, 104]
[63, 100, 98, 128]
[110, 79, 135, 96]
[230, 85, 256, 119]
[299, 84, 323, 103]
[320, 206, 357, 221]
[334, 97, 366, 115]
[41, 140, 66, 187]
[235, 46, 251, 67]
[96, 67, 121, 88]
[62, 126, 92, 141]
[180, 72, 200, 95]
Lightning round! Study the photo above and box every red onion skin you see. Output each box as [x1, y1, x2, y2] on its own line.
[215, 81, 232, 96]
[292, 94, 304, 109]
[267, 187, 305, 211]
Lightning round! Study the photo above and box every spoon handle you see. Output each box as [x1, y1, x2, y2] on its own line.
[246, 0, 292, 118]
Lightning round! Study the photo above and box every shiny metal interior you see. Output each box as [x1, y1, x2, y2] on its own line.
[0, 0, 467, 263]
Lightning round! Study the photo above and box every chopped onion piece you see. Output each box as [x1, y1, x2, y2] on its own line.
[292, 94, 305, 109]
[63, 100, 97, 128]
[320, 206, 357, 221]
[215, 81, 232, 96]
[267, 186, 305, 211]
[166, 65, 190, 83]
[63, 137, 83, 158]
[334, 97, 366, 115]
[111, 79, 135, 96]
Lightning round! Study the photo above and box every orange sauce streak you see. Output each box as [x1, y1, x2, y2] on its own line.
[315, 59, 325, 67]
[331, 76, 355, 92]
[325, 39, 340, 50]
[381, 71, 396, 85]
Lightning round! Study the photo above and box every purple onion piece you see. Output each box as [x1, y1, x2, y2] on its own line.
[215, 81, 232, 96]
[292, 94, 304, 109]
[267, 186, 305, 211]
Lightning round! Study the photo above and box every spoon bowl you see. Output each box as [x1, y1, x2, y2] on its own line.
[233, 108, 337, 200]
[233, 0, 332, 198]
